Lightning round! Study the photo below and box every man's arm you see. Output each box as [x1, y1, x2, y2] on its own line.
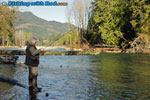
[29, 46, 41, 56]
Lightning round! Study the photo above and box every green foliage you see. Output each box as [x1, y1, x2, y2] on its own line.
[56, 30, 78, 46]
[0, 4, 15, 46]
[92, 0, 123, 45]
[130, 0, 150, 35]
[86, 0, 150, 48]
[87, 12, 102, 45]
[48, 34, 63, 46]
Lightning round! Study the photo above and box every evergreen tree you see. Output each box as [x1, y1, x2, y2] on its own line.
[0, 4, 15, 46]
[130, 0, 150, 35]
[86, 0, 139, 47]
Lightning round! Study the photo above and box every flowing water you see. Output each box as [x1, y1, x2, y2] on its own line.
[0, 53, 150, 100]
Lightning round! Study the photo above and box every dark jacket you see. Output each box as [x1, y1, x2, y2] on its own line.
[25, 44, 41, 66]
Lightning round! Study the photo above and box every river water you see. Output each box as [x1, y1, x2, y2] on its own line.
[0, 53, 150, 100]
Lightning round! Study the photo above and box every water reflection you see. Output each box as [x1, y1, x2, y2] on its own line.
[29, 91, 38, 100]
[0, 64, 16, 99]
[1, 54, 150, 100]
[0, 64, 16, 88]
[90, 53, 150, 99]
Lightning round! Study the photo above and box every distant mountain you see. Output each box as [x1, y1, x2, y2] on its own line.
[14, 11, 73, 38]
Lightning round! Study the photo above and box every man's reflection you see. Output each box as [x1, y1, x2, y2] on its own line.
[29, 90, 38, 100]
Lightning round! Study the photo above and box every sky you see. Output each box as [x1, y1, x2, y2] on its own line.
[0, 0, 74, 23]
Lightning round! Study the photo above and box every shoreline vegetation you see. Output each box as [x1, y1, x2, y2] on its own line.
[0, 46, 101, 55]
[1, 45, 150, 56]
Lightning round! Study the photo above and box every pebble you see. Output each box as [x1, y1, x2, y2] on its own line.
[46, 93, 49, 97]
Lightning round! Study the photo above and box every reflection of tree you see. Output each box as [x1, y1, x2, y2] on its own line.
[0, 64, 16, 95]
[89, 53, 150, 99]
[29, 90, 38, 100]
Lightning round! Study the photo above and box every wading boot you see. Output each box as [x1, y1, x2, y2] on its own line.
[33, 87, 42, 92]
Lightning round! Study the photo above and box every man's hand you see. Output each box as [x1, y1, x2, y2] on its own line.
[40, 48, 45, 51]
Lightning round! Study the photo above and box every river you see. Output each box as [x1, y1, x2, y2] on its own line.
[0, 53, 150, 100]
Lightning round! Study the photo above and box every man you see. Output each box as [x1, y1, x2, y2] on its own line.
[25, 37, 44, 92]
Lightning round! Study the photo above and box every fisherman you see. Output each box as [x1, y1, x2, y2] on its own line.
[25, 37, 44, 92]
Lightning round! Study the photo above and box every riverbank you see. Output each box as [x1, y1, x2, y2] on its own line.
[0, 45, 123, 55]
[1, 46, 150, 55]
[0, 46, 101, 55]
[0, 46, 67, 50]
[0, 49, 101, 55]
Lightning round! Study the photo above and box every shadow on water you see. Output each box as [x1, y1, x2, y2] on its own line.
[1, 53, 150, 100]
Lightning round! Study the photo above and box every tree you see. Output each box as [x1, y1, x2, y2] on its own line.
[87, 0, 137, 47]
[66, 5, 73, 46]
[0, 4, 16, 46]
[15, 31, 32, 46]
[94, 0, 125, 45]
[71, 0, 92, 47]
[130, 0, 150, 35]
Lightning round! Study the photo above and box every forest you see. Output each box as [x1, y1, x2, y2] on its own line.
[0, 5, 15, 46]
[0, 0, 150, 53]
[0, 5, 31, 46]
[86, 0, 150, 53]
[64, 0, 150, 53]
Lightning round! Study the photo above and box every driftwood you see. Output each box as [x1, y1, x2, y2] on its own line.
[0, 73, 28, 89]
[0, 55, 18, 64]
[126, 34, 150, 53]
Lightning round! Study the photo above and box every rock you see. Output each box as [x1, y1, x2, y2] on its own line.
[46, 93, 49, 97]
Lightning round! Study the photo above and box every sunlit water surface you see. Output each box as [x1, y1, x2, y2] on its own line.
[0, 53, 150, 100]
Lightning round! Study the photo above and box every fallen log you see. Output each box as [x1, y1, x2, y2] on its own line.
[0, 73, 28, 89]
[0, 55, 19, 64]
